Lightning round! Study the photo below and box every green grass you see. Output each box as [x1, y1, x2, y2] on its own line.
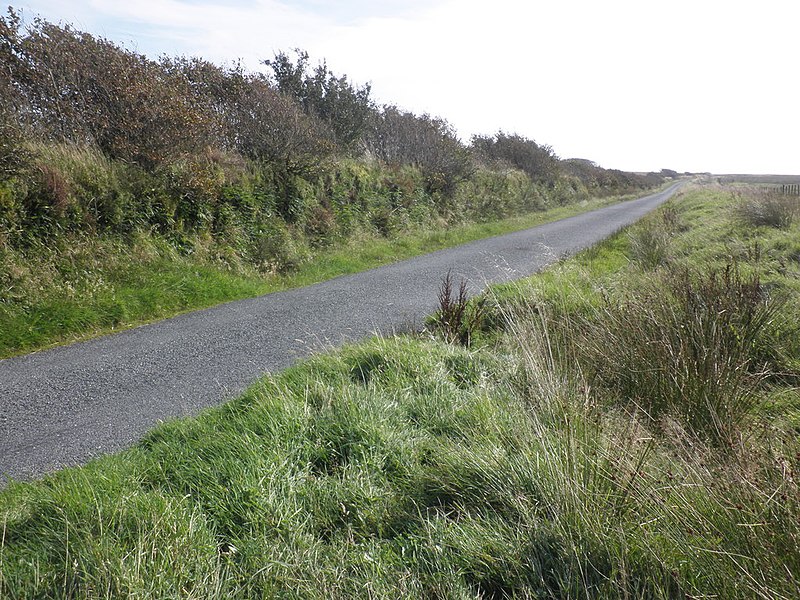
[0, 193, 628, 358]
[281, 194, 627, 287]
[2, 184, 797, 598]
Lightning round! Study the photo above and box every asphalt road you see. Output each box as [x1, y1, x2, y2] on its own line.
[0, 183, 683, 483]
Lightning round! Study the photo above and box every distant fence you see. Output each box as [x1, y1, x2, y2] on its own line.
[780, 184, 800, 195]
[759, 184, 800, 196]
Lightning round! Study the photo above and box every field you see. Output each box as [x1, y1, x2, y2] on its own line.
[717, 174, 800, 184]
[1, 183, 798, 598]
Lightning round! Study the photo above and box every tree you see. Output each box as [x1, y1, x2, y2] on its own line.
[471, 132, 560, 185]
[265, 49, 375, 153]
[1, 13, 214, 167]
[159, 56, 251, 152]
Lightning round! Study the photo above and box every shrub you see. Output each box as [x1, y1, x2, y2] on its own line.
[471, 132, 560, 186]
[0, 107, 29, 183]
[159, 56, 250, 152]
[560, 158, 662, 196]
[6, 144, 140, 236]
[266, 49, 375, 153]
[304, 203, 337, 243]
[163, 158, 226, 231]
[452, 168, 547, 222]
[250, 219, 306, 273]
[3, 15, 214, 167]
[232, 78, 334, 183]
[365, 107, 473, 197]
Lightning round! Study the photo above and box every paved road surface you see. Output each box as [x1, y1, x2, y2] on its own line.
[0, 183, 683, 483]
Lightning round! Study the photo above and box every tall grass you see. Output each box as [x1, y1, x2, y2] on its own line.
[1, 186, 798, 598]
[501, 296, 799, 598]
[483, 191, 800, 596]
[559, 264, 786, 444]
[734, 188, 798, 229]
[4, 330, 796, 598]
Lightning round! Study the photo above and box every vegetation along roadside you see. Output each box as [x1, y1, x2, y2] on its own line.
[0, 9, 679, 357]
[1, 184, 797, 598]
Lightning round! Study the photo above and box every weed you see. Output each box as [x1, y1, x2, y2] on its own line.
[433, 270, 486, 347]
[659, 202, 683, 232]
[626, 202, 683, 270]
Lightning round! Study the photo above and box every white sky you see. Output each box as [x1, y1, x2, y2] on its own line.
[12, 0, 800, 174]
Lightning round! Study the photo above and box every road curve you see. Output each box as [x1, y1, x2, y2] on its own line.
[0, 183, 683, 482]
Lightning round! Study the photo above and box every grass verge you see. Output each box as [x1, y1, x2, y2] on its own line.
[0, 192, 629, 358]
[3, 183, 796, 598]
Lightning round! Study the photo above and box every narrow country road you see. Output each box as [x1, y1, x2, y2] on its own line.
[0, 183, 683, 483]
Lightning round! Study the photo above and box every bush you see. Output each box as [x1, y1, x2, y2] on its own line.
[3, 144, 140, 237]
[163, 158, 226, 231]
[452, 168, 547, 222]
[266, 49, 375, 153]
[250, 219, 306, 273]
[365, 107, 473, 197]
[471, 132, 560, 186]
[231, 77, 334, 177]
[560, 158, 662, 196]
[0, 107, 29, 183]
[3, 15, 214, 167]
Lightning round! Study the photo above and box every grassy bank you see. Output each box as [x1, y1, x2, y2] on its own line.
[2, 184, 797, 598]
[0, 184, 631, 359]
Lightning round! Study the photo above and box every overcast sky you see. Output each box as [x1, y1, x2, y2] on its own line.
[13, 0, 800, 174]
